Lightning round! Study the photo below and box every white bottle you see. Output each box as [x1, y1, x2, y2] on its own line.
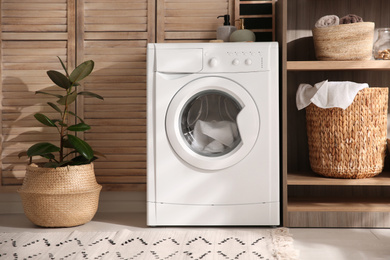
[217, 15, 237, 42]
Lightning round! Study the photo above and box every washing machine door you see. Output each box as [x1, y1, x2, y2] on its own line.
[166, 76, 260, 171]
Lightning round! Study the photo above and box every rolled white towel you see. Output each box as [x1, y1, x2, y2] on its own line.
[315, 15, 340, 28]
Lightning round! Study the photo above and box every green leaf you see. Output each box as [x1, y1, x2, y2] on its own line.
[51, 119, 61, 125]
[69, 155, 96, 165]
[67, 111, 84, 123]
[44, 160, 70, 168]
[34, 113, 57, 127]
[57, 56, 69, 78]
[62, 138, 74, 148]
[47, 70, 71, 90]
[27, 143, 60, 157]
[67, 123, 91, 132]
[43, 162, 60, 168]
[35, 91, 63, 98]
[93, 150, 106, 158]
[67, 134, 94, 160]
[69, 60, 94, 84]
[41, 153, 55, 160]
[78, 91, 104, 100]
[47, 102, 62, 114]
[57, 91, 77, 105]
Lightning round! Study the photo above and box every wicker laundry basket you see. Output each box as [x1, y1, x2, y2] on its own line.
[18, 163, 102, 227]
[312, 22, 375, 61]
[306, 87, 388, 178]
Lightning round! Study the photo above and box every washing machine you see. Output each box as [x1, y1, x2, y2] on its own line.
[147, 42, 279, 226]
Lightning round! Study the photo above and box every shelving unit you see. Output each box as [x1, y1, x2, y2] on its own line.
[278, 0, 390, 227]
[234, 0, 275, 41]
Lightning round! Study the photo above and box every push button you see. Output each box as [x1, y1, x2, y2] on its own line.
[209, 58, 218, 67]
[245, 59, 252, 65]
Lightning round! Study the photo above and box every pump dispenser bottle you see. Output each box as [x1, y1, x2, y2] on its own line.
[216, 14, 237, 42]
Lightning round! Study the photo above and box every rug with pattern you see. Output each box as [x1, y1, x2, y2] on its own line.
[0, 228, 299, 260]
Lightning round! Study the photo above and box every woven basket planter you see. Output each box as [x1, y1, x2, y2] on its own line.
[312, 22, 375, 61]
[18, 163, 102, 227]
[306, 88, 388, 179]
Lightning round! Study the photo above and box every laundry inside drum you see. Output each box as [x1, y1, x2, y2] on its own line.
[180, 90, 242, 157]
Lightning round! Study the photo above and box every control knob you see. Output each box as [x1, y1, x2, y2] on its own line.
[209, 58, 218, 67]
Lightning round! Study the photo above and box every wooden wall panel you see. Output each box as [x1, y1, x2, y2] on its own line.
[2, 0, 67, 32]
[0, 0, 75, 191]
[0, 0, 238, 192]
[77, 0, 154, 191]
[157, 0, 233, 42]
[2, 43, 66, 184]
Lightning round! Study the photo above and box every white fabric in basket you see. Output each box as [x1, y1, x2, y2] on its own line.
[296, 80, 368, 110]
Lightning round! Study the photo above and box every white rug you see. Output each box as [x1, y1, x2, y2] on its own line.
[0, 228, 299, 260]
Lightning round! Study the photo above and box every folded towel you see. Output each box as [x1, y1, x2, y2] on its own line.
[204, 140, 225, 153]
[191, 120, 239, 154]
[315, 15, 340, 28]
[296, 80, 369, 110]
[340, 14, 363, 24]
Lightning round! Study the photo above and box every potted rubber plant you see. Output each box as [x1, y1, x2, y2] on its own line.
[18, 57, 104, 227]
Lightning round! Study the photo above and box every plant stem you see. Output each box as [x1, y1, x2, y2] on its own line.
[59, 87, 71, 162]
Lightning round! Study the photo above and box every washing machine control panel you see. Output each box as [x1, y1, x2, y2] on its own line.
[203, 48, 268, 73]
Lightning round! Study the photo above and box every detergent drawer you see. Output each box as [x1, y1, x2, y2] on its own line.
[156, 48, 203, 73]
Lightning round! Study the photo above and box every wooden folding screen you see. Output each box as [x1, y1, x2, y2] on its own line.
[76, 0, 154, 191]
[0, 0, 232, 192]
[0, 0, 75, 191]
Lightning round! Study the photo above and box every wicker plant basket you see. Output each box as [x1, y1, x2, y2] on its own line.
[312, 22, 375, 61]
[18, 163, 102, 227]
[306, 87, 388, 179]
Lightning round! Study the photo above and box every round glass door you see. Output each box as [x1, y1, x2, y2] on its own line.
[165, 76, 260, 171]
[181, 90, 242, 157]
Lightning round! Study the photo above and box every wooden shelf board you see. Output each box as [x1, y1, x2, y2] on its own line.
[287, 60, 390, 71]
[238, 15, 273, 18]
[288, 197, 390, 212]
[251, 29, 273, 33]
[239, 1, 273, 4]
[288, 171, 390, 186]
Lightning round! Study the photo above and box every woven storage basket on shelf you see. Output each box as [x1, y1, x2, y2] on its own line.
[312, 22, 375, 61]
[306, 87, 388, 179]
[18, 163, 102, 227]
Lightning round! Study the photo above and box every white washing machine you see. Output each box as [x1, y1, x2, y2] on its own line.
[147, 42, 279, 226]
